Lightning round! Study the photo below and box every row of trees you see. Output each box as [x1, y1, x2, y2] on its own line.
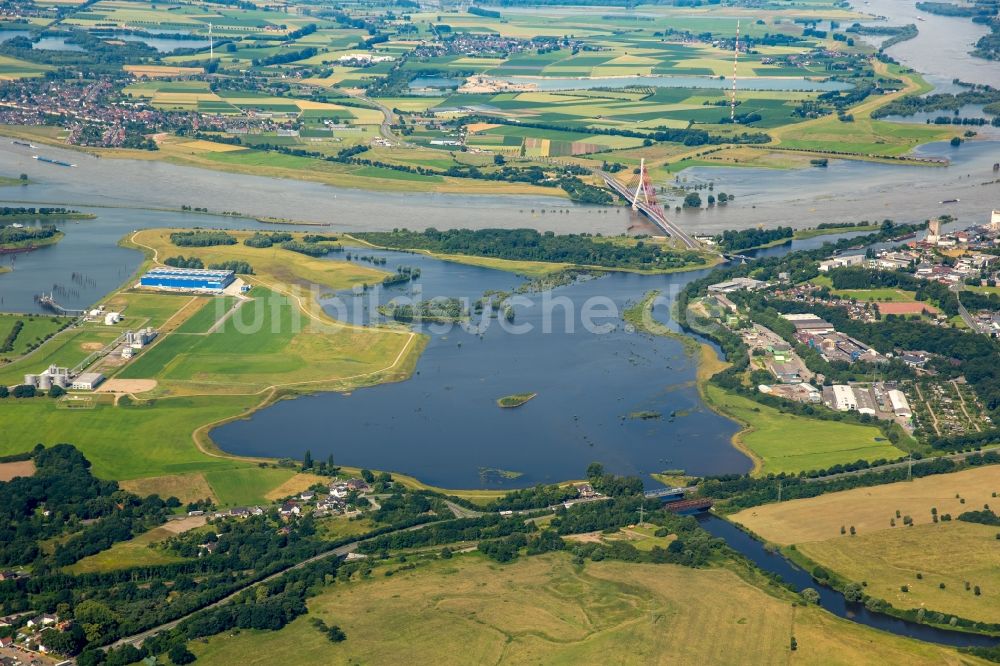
[164, 255, 254, 274]
[170, 231, 237, 247]
[697, 451, 1000, 511]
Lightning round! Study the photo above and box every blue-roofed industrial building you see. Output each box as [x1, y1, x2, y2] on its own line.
[139, 267, 235, 293]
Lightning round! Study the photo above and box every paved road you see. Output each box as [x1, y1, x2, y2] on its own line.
[950, 283, 985, 333]
[444, 500, 483, 518]
[341, 90, 406, 146]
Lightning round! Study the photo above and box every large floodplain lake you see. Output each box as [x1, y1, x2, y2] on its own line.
[214, 249, 751, 488]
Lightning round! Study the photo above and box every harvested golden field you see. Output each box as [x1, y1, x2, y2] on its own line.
[120, 472, 218, 505]
[731, 465, 1000, 545]
[190, 554, 984, 665]
[797, 521, 1000, 624]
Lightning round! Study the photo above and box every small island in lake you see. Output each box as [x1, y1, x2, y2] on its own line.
[496, 392, 537, 408]
[0, 225, 64, 253]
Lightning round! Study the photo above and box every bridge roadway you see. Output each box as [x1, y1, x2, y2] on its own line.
[598, 171, 700, 250]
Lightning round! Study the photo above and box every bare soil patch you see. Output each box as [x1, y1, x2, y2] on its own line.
[0, 460, 35, 481]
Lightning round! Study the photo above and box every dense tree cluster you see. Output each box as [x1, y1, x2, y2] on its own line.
[163, 255, 205, 269]
[0, 207, 78, 216]
[210, 260, 254, 275]
[714, 226, 793, 252]
[355, 228, 705, 270]
[0, 225, 59, 246]
[280, 240, 339, 257]
[251, 47, 318, 67]
[481, 483, 581, 512]
[585, 463, 644, 497]
[244, 232, 293, 248]
[957, 508, 1000, 526]
[379, 297, 467, 323]
[0, 444, 125, 566]
[164, 256, 253, 274]
[873, 85, 1000, 119]
[170, 231, 237, 247]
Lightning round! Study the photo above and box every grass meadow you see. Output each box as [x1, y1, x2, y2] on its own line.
[704, 384, 901, 475]
[189, 552, 982, 665]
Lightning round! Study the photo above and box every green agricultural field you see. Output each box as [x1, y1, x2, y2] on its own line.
[103, 291, 202, 329]
[189, 552, 981, 665]
[203, 466, 298, 506]
[117, 287, 416, 395]
[0, 54, 51, 78]
[808, 278, 918, 302]
[174, 297, 238, 334]
[0, 394, 260, 480]
[0, 324, 120, 385]
[66, 522, 197, 574]
[0, 313, 67, 357]
[830, 288, 918, 302]
[704, 384, 902, 475]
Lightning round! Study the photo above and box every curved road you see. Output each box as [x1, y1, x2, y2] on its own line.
[341, 90, 407, 147]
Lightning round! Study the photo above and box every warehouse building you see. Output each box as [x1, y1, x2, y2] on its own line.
[71, 373, 105, 391]
[140, 267, 235, 293]
[887, 389, 912, 418]
[830, 384, 858, 412]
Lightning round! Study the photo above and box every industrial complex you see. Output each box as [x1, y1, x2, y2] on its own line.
[23, 365, 105, 392]
[139, 267, 235, 293]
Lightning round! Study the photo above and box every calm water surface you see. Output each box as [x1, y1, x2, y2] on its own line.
[214, 248, 749, 488]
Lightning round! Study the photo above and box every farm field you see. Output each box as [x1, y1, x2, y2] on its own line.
[120, 471, 219, 505]
[0, 0, 953, 196]
[704, 384, 902, 475]
[809, 283, 919, 302]
[0, 313, 67, 356]
[796, 521, 1000, 625]
[0, 323, 120, 385]
[173, 296, 238, 334]
[771, 62, 951, 156]
[201, 466, 299, 506]
[0, 228, 425, 501]
[729, 464, 1000, 545]
[65, 517, 206, 574]
[0, 394, 261, 480]
[189, 553, 983, 665]
[117, 286, 417, 395]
